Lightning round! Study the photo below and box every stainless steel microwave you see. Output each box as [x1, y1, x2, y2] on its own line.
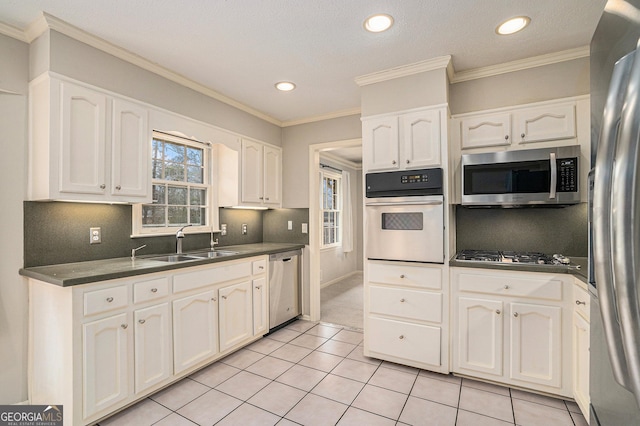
[461, 145, 580, 206]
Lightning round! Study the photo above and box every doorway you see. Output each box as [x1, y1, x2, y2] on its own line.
[308, 139, 363, 329]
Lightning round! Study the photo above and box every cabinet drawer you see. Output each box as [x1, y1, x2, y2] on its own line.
[369, 285, 442, 323]
[369, 262, 442, 290]
[133, 277, 169, 304]
[252, 259, 267, 275]
[173, 261, 251, 294]
[368, 317, 441, 367]
[84, 285, 128, 316]
[457, 271, 563, 301]
[573, 283, 590, 320]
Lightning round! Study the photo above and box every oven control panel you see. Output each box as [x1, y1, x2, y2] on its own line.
[366, 168, 443, 197]
[401, 173, 431, 184]
[558, 158, 577, 192]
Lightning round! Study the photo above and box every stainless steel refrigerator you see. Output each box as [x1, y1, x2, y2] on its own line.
[590, 1, 640, 424]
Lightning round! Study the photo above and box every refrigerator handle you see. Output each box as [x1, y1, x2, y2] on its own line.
[612, 46, 640, 405]
[549, 152, 557, 199]
[593, 50, 634, 390]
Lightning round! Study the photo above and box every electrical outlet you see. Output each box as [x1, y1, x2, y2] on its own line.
[287, 220, 293, 231]
[242, 223, 248, 235]
[90, 227, 101, 244]
[302, 223, 308, 234]
[221, 224, 227, 236]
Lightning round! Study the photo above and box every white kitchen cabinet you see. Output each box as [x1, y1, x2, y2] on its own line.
[460, 113, 511, 149]
[573, 281, 590, 419]
[83, 312, 132, 419]
[514, 103, 576, 144]
[452, 267, 573, 397]
[457, 297, 503, 377]
[219, 280, 253, 351]
[29, 74, 151, 202]
[241, 139, 282, 207]
[364, 260, 448, 373]
[252, 276, 268, 336]
[134, 303, 172, 394]
[363, 107, 443, 172]
[173, 289, 219, 374]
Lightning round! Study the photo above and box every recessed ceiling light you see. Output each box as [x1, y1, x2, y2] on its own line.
[275, 81, 296, 91]
[496, 16, 531, 35]
[364, 14, 394, 33]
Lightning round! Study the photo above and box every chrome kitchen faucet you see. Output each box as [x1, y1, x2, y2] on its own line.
[176, 224, 193, 254]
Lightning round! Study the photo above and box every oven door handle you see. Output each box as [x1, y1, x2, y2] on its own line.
[549, 152, 557, 199]
[365, 200, 443, 207]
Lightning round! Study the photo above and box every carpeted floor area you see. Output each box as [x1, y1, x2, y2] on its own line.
[320, 272, 364, 330]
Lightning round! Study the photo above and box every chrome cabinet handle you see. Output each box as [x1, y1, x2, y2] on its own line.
[106, 297, 114, 303]
[576, 300, 586, 306]
[400, 298, 406, 303]
[259, 196, 264, 200]
[265, 197, 270, 201]
[151, 288, 158, 293]
[255, 285, 262, 289]
[406, 159, 410, 164]
[400, 274, 405, 278]
[138, 319, 145, 324]
[399, 335, 404, 340]
[100, 184, 106, 189]
[121, 324, 128, 329]
[392, 160, 397, 165]
[211, 297, 217, 302]
[504, 135, 509, 140]
[496, 309, 501, 315]
[115, 185, 121, 190]
[513, 312, 519, 318]
[549, 152, 557, 199]
[222, 295, 227, 300]
[521, 133, 526, 139]
[259, 266, 264, 270]
[504, 285, 509, 289]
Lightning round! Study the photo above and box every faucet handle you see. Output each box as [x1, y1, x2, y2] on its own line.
[131, 244, 147, 260]
[176, 224, 193, 238]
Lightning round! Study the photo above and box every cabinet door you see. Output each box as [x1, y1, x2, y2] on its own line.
[461, 113, 511, 149]
[60, 82, 107, 195]
[514, 103, 576, 144]
[252, 277, 268, 336]
[509, 302, 562, 388]
[457, 297, 503, 376]
[111, 98, 150, 200]
[134, 303, 172, 394]
[363, 116, 399, 171]
[83, 312, 131, 419]
[173, 290, 218, 374]
[401, 110, 441, 168]
[219, 281, 253, 351]
[241, 139, 264, 203]
[263, 145, 282, 206]
[573, 311, 590, 416]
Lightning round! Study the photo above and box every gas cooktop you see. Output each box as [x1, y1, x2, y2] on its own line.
[455, 250, 571, 265]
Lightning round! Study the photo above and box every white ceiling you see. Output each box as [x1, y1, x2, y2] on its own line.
[0, 0, 606, 125]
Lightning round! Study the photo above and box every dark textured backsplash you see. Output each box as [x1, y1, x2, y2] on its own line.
[455, 203, 588, 257]
[24, 202, 308, 267]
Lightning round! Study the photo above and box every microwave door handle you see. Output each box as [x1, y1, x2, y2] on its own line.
[365, 200, 443, 207]
[612, 46, 640, 402]
[549, 152, 557, 199]
[594, 49, 635, 390]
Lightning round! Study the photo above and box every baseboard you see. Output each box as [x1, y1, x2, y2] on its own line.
[320, 270, 363, 289]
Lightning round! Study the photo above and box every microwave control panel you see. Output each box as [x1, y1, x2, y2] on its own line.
[558, 158, 578, 192]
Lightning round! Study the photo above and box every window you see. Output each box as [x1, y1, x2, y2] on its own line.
[133, 132, 211, 235]
[321, 169, 341, 248]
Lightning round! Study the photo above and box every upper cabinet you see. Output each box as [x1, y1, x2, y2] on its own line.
[458, 101, 577, 150]
[29, 75, 151, 203]
[363, 107, 443, 172]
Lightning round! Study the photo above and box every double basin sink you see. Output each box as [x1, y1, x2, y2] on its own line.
[150, 250, 239, 263]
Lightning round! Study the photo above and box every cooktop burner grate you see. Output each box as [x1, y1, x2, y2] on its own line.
[455, 250, 570, 265]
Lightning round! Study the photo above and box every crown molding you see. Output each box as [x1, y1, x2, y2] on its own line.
[0, 21, 28, 42]
[24, 13, 283, 127]
[281, 107, 361, 127]
[355, 55, 452, 87]
[451, 46, 590, 83]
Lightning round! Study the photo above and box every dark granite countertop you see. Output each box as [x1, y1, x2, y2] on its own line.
[450, 256, 588, 283]
[19, 243, 305, 287]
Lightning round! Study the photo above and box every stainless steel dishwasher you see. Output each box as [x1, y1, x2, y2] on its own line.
[269, 249, 301, 329]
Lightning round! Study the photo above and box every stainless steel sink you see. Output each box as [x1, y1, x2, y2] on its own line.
[188, 250, 239, 258]
[150, 255, 203, 263]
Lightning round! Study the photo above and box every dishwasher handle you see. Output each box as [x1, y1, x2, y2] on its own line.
[269, 249, 302, 261]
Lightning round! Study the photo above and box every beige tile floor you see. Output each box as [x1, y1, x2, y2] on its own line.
[100, 320, 588, 426]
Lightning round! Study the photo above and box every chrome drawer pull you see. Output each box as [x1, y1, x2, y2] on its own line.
[138, 319, 145, 324]
[106, 297, 114, 303]
[121, 324, 128, 329]
[211, 297, 217, 302]
[399, 335, 404, 340]
[115, 185, 121, 190]
[400, 274, 405, 278]
[151, 288, 158, 293]
[576, 300, 586, 306]
[503, 285, 509, 290]
[400, 298, 406, 303]
[255, 285, 262, 289]
[496, 310, 501, 315]
[513, 312, 519, 318]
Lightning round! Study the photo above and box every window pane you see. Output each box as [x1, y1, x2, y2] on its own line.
[151, 140, 163, 160]
[187, 165, 203, 183]
[187, 147, 203, 165]
[165, 163, 185, 181]
[152, 159, 163, 179]
[142, 205, 165, 227]
[168, 206, 188, 225]
[152, 184, 166, 204]
[168, 186, 188, 205]
[190, 207, 205, 225]
[190, 188, 206, 206]
[165, 142, 185, 163]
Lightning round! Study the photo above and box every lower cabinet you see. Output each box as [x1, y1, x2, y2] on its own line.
[134, 303, 173, 393]
[452, 267, 572, 397]
[573, 280, 591, 419]
[219, 281, 252, 352]
[173, 290, 219, 374]
[252, 277, 268, 335]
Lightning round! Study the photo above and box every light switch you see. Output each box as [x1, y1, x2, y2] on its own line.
[287, 220, 293, 231]
[302, 223, 308, 234]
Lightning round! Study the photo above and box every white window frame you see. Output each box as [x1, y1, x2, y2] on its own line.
[320, 169, 342, 249]
[132, 131, 214, 236]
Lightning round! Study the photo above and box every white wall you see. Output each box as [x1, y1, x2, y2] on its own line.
[0, 33, 29, 404]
